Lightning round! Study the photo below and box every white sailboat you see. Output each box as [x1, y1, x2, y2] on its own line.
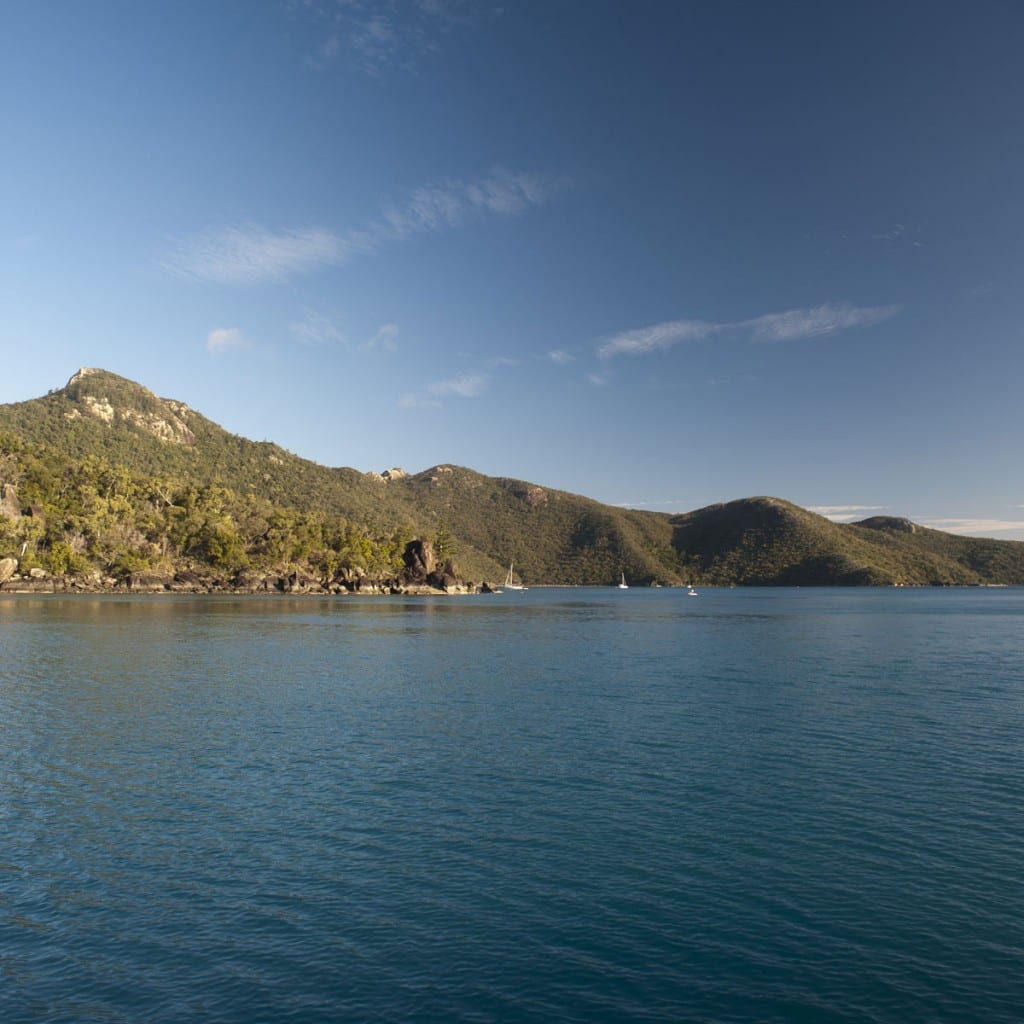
[618, 572, 629, 589]
[504, 563, 527, 591]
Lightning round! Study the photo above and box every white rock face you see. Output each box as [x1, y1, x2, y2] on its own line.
[66, 370, 196, 445]
[67, 367, 99, 386]
[83, 395, 116, 423]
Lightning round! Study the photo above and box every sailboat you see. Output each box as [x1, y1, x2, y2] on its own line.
[504, 564, 527, 591]
[618, 572, 629, 589]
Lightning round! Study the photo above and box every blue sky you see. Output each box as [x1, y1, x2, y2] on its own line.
[4, 1, 1024, 537]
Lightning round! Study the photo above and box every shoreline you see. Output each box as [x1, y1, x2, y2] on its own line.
[0, 575, 1016, 596]
[0, 569, 486, 597]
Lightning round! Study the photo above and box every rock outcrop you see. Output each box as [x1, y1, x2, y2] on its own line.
[401, 538, 474, 593]
[403, 539, 438, 580]
[0, 484, 21, 521]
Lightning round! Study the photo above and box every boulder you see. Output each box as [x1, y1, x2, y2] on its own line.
[170, 569, 205, 592]
[0, 557, 17, 584]
[426, 559, 462, 592]
[127, 572, 171, 592]
[231, 568, 263, 592]
[427, 568, 459, 591]
[403, 539, 437, 580]
[285, 571, 320, 593]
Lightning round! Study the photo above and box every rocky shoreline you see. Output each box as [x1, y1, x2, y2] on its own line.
[0, 540, 499, 597]
[0, 571, 488, 596]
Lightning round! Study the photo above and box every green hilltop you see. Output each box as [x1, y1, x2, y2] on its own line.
[1, 368, 1022, 589]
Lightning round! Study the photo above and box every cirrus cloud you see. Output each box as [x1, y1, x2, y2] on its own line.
[745, 302, 902, 343]
[289, 311, 346, 347]
[167, 226, 346, 285]
[162, 168, 562, 286]
[428, 372, 489, 398]
[547, 349, 574, 364]
[597, 302, 902, 359]
[363, 323, 399, 351]
[597, 319, 719, 359]
[806, 504, 886, 522]
[916, 517, 1024, 537]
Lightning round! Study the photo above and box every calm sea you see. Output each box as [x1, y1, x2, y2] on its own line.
[1, 588, 1022, 1023]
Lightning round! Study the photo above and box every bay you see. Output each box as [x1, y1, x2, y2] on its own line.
[1, 588, 1022, 1023]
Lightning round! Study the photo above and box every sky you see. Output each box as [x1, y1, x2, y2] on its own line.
[4, 0, 1024, 538]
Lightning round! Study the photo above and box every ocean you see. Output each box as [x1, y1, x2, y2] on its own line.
[1, 588, 1021, 1022]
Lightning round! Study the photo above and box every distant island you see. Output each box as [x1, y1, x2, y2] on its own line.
[1, 368, 1023, 593]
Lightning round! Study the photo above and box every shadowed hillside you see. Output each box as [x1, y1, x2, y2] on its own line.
[671, 497, 1024, 585]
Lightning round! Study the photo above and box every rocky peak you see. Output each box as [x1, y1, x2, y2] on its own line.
[67, 367, 99, 387]
[62, 368, 196, 446]
[855, 516, 918, 534]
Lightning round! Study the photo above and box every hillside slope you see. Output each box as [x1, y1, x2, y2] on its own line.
[671, 497, 1024, 585]
[0, 368, 413, 529]
[1, 369, 1023, 587]
[391, 465, 684, 585]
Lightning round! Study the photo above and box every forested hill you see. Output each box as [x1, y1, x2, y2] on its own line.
[1, 368, 1023, 589]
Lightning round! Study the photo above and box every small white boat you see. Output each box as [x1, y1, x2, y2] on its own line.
[504, 563, 527, 591]
[688, 586, 698, 596]
[618, 572, 629, 589]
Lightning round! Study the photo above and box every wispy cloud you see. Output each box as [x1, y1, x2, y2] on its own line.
[428, 373, 489, 398]
[289, 311, 346, 346]
[401, 347, 530, 407]
[916, 517, 1024, 537]
[597, 302, 901, 358]
[745, 302, 902, 343]
[166, 226, 345, 285]
[163, 168, 559, 285]
[809, 508, 1024, 537]
[376, 168, 562, 241]
[363, 323, 399, 351]
[587, 369, 611, 387]
[612, 499, 692, 509]
[302, 0, 490, 75]
[871, 222, 924, 248]
[598, 319, 718, 359]
[872, 223, 906, 241]
[206, 327, 248, 354]
[401, 369, 490, 408]
[807, 504, 885, 522]
[547, 349, 574, 365]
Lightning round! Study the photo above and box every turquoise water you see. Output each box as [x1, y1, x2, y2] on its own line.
[1, 588, 1022, 1022]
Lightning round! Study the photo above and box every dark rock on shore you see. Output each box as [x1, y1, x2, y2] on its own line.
[0, 550, 487, 597]
[126, 572, 172, 592]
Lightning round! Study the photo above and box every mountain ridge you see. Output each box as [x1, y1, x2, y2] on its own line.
[1, 368, 1023, 589]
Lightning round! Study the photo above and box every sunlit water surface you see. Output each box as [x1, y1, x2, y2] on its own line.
[1, 588, 1022, 1022]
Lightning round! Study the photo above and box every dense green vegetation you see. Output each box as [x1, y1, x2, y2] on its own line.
[2, 369, 1023, 588]
[0, 431, 424, 583]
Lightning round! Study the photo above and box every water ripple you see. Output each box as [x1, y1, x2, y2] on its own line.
[2, 589, 1023, 1022]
